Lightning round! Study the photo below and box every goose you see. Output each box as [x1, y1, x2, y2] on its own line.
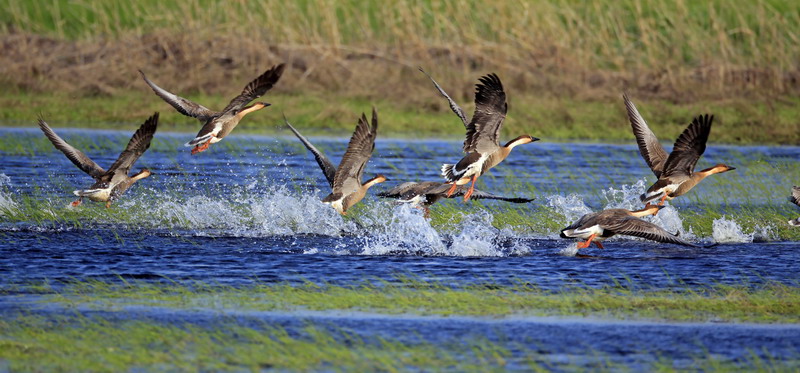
[140, 63, 285, 154]
[440, 73, 539, 201]
[285, 108, 387, 215]
[624, 94, 735, 209]
[377, 181, 533, 217]
[38, 113, 159, 208]
[560, 205, 697, 249]
[789, 186, 800, 226]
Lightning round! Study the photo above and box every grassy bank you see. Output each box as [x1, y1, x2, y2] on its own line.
[1, 1, 799, 143]
[2, 91, 799, 144]
[11, 279, 800, 323]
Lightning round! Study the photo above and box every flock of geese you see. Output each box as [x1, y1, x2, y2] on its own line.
[35, 64, 800, 252]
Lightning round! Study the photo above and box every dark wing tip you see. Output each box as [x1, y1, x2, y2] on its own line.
[509, 197, 535, 203]
[263, 63, 286, 80]
[692, 113, 714, 128]
[144, 112, 159, 130]
[371, 106, 378, 131]
[477, 73, 504, 93]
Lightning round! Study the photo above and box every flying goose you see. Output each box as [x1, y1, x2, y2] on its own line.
[140, 63, 285, 154]
[624, 94, 735, 209]
[440, 73, 539, 201]
[38, 113, 159, 208]
[377, 181, 534, 217]
[285, 109, 387, 215]
[789, 186, 800, 226]
[560, 205, 697, 249]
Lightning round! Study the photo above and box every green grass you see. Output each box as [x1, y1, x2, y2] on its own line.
[1, 314, 796, 372]
[2, 91, 800, 144]
[0, 315, 512, 372]
[10, 278, 800, 323]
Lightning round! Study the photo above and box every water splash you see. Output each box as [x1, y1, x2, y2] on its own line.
[601, 179, 648, 210]
[546, 179, 693, 245]
[712, 216, 776, 244]
[0, 174, 18, 216]
[712, 216, 753, 243]
[559, 242, 579, 257]
[546, 194, 592, 223]
[359, 206, 528, 257]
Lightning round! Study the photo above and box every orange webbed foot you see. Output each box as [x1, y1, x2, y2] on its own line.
[445, 182, 458, 198]
[576, 233, 596, 250]
[594, 241, 605, 249]
[462, 175, 477, 202]
[191, 138, 213, 155]
[70, 199, 82, 207]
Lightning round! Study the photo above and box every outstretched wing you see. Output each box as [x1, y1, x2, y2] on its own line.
[220, 63, 286, 114]
[284, 115, 337, 188]
[425, 183, 533, 203]
[418, 67, 469, 127]
[37, 117, 106, 178]
[376, 181, 436, 199]
[333, 108, 379, 192]
[107, 113, 159, 175]
[624, 93, 668, 177]
[604, 217, 697, 247]
[791, 186, 800, 207]
[464, 73, 507, 153]
[662, 114, 713, 178]
[139, 70, 217, 122]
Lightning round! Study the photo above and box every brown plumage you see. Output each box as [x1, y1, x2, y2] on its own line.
[140, 63, 285, 154]
[377, 181, 534, 217]
[624, 94, 735, 208]
[440, 73, 539, 201]
[285, 108, 387, 215]
[38, 113, 159, 208]
[560, 205, 697, 250]
[789, 186, 800, 226]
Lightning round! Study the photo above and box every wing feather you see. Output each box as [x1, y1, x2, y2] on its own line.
[624, 93, 668, 177]
[284, 116, 337, 188]
[107, 113, 159, 175]
[603, 217, 697, 247]
[662, 114, 713, 178]
[790, 186, 800, 207]
[220, 63, 286, 114]
[464, 73, 507, 153]
[37, 118, 106, 178]
[418, 67, 469, 127]
[139, 70, 216, 122]
[332, 108, 379, 191]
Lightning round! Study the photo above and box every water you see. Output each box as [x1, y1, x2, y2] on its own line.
[1, 128, 799, 369]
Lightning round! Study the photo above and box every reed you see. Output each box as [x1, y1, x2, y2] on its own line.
[1, 0, 798, 106]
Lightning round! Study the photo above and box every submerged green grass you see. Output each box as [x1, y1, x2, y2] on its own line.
[1, 313, 796, 372]
[11, 278, 800, 323]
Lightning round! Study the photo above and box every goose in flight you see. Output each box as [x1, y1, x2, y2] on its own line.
[38, 113, 159, 208]
[378, 181, 533, 217]
[285, 109, 387, 215]
[624, 94, 734, 209]
[560, 205, 697, 250]
[140, 63, 285, 154]
[440, 73, 539, 201]
[789, 186, 800, 226]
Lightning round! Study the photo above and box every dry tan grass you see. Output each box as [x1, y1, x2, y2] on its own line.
[0, 0, 798, 106]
